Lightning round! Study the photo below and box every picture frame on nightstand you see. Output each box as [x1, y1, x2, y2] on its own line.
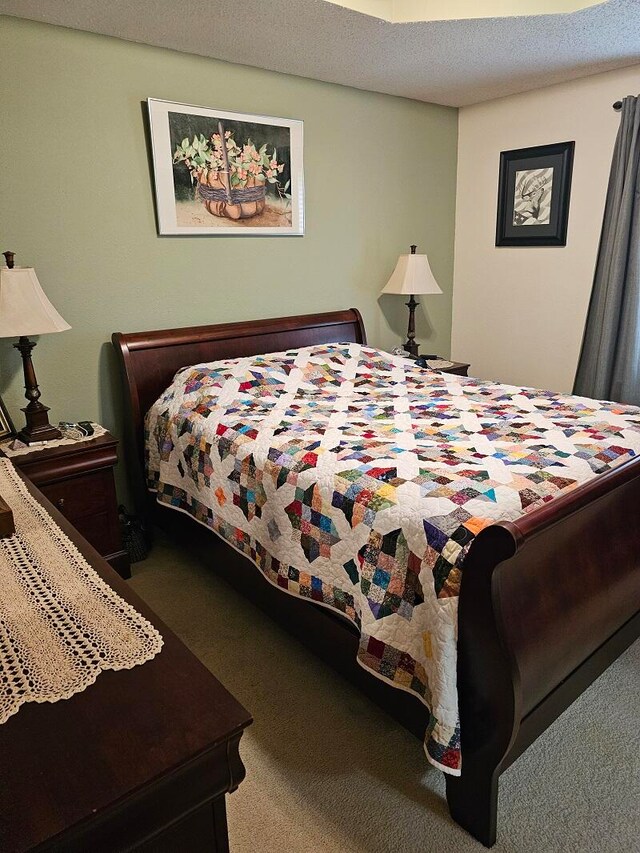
[0, 395, 16, 440]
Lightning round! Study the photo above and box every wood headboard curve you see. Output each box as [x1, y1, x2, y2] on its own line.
[112, 308, 366, 470]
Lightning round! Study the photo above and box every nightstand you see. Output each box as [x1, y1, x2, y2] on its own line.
[9, 431, 131, 579]
[438, 361, 470, 377]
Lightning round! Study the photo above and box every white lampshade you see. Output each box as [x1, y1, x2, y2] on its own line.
[381, 250, 443, 296]
[0, 267, 71, 337]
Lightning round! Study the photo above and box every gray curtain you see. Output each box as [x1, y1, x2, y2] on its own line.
[573, 95, 640, 406]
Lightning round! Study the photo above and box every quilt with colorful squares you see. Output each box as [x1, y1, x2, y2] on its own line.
[145, 343, 640, 774]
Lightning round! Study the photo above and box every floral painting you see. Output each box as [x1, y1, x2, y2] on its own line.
[148, 99, 304, 236]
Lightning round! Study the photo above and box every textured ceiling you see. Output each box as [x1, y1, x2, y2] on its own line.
[1, 0, 639, 106]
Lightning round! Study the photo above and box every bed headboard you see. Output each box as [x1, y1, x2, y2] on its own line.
[112, 308, 366, 472]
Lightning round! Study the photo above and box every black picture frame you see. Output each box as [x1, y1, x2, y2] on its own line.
[0, 396, 16, 441]
[496, 140, 575, 247]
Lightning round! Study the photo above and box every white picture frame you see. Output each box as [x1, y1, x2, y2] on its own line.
[148, 98, 304, 236]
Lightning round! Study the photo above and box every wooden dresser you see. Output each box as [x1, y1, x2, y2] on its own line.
[0, 474, 252, 852]
[8, 431, 130, 578]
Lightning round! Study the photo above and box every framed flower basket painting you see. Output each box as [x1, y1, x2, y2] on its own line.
[495, 140, 574, 247]
[148, 98, 304, 236]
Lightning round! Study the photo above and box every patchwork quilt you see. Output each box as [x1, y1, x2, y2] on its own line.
[145, 343, 640, 774]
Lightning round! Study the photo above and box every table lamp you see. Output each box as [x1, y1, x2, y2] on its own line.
[381, 244, 442, 357]
[0, 251, 71, 443]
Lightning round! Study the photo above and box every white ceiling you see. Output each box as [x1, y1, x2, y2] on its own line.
[1, 0, 639, 106]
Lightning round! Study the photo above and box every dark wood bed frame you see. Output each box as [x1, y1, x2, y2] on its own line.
[112, 308, 640, 847]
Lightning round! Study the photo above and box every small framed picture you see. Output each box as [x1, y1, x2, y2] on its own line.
[496, 141, 575, 247]
[0, 396, 16, 441]
[147, 98, 304, 236]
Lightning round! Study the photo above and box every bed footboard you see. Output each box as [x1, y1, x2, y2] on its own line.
[448, 456, 640, 846]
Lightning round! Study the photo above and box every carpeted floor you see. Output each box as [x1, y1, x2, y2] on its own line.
[129, 530, 639, 853]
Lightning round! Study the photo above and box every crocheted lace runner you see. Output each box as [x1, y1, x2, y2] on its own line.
[0, 459, 163, 724]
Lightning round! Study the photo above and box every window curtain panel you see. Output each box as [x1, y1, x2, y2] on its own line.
[573, 95, 640, 406]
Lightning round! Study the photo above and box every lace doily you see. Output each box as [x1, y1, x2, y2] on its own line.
[1, 424, 107, 458]
[0, 459, 162, 724]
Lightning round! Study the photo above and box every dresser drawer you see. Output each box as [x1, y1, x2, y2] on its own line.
[39, 471, 110, 520]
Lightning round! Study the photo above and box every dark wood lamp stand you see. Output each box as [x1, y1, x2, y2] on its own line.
[403, 297, 437, 360]
[14, 335, 61, 443]
[404, 290, 419, 357]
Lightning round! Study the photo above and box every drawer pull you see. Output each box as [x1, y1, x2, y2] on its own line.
[56, 498, 66, 510]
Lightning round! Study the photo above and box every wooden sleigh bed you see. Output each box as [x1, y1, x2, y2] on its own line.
[112, 308, 640, 847]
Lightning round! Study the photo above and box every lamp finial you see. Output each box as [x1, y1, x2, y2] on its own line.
[3, 251, 15, 269]
[410, 244, 417, 254]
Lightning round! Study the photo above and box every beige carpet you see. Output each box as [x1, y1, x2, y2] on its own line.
[129, 530, 639, 853]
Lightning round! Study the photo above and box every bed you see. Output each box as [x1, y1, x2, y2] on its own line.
[112, 308, 640, 847]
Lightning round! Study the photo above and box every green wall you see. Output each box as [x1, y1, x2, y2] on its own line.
[0, 17, 457, 498]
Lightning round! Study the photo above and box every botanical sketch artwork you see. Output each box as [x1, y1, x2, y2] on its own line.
[513, 168, 553, 226]
[496, 141, 574, 247]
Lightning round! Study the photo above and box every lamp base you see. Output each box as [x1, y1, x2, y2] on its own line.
[403, 340, 419, 358]
[404, 294, 419, 358]
[14, 336, 62, 444]
[18, 403, 62, 444]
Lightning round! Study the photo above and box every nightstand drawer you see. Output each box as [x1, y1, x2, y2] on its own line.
[8, 431, 131, 578]
[39, 472, 109, 520]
